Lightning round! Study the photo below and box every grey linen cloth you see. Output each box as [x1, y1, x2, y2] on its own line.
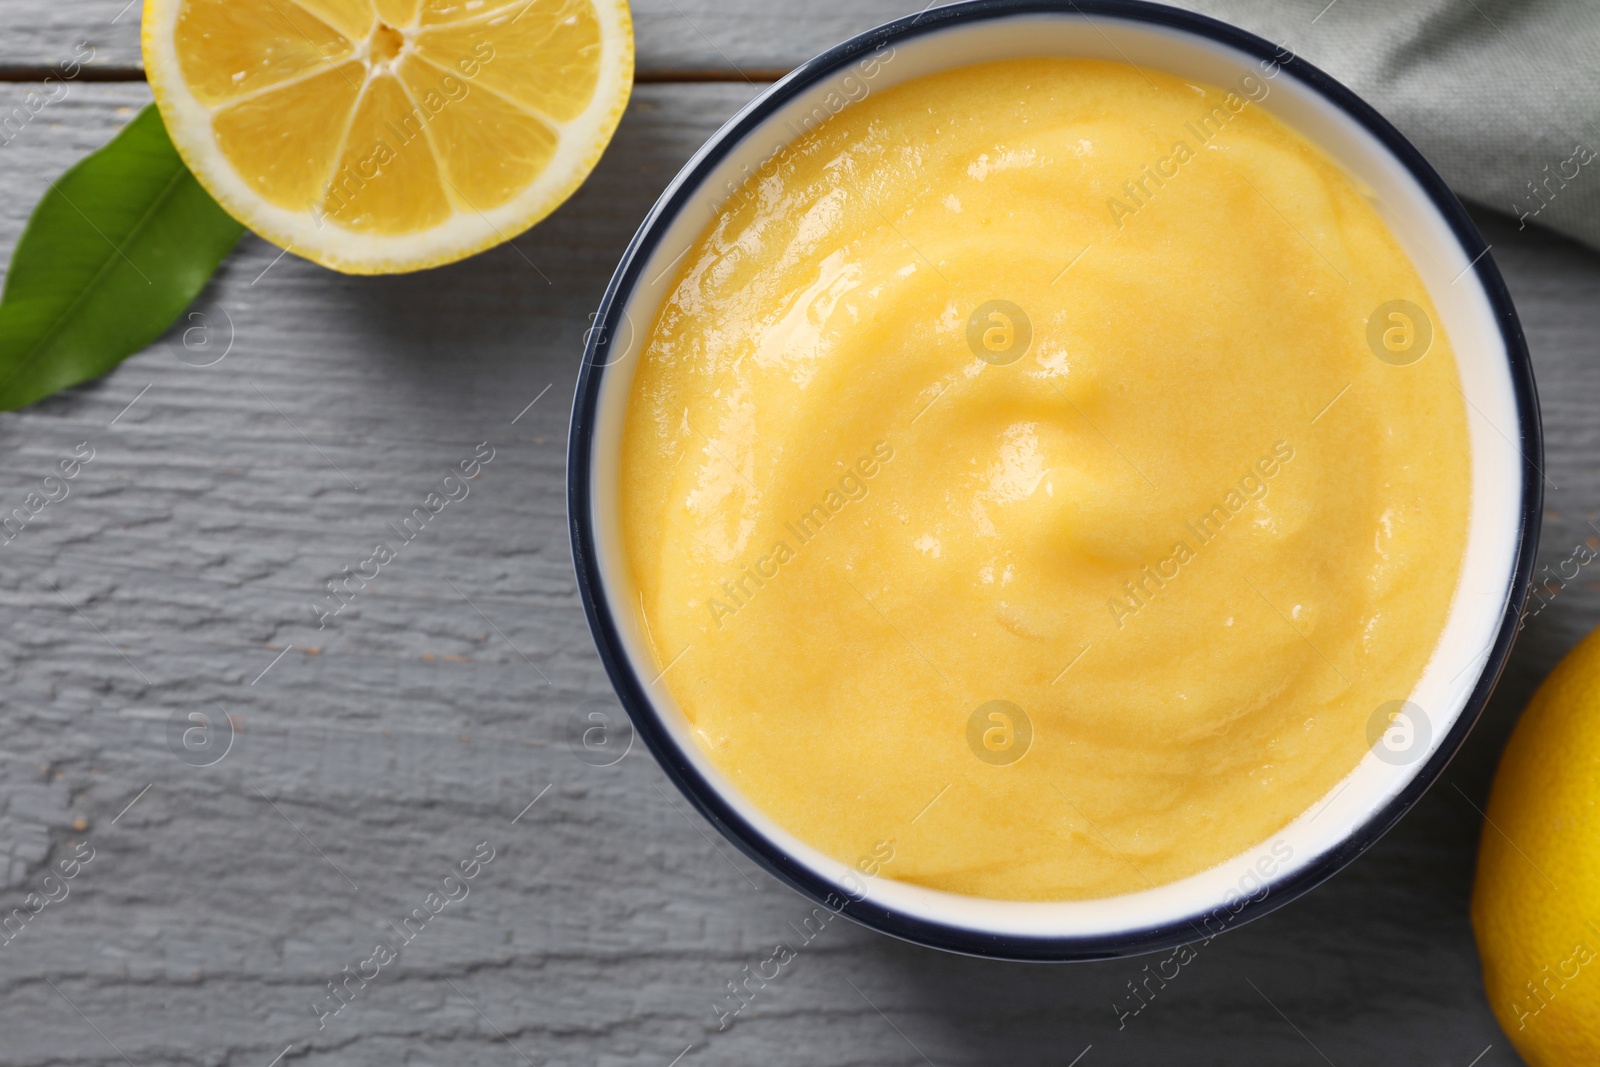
[1175, 0, 1600, 249]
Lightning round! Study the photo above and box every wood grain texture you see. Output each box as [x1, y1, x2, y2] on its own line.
[0, 71, 1594, 1067]
[0, 0, 919, 75]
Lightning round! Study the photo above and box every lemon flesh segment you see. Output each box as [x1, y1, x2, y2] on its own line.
[291, 0, 376, 42]
[372, 0, 423, 27]
[325, 72, 454, 234]
[420, 0, 526, 27]
[212, 62, 365, 210]
[145, 0, 633, 273]
[414, 0, 602, 122]
[398, 55, 558, 210]
[176, 0, 354, 106]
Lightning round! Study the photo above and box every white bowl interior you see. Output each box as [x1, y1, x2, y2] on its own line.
[585, 12, 1523, 940]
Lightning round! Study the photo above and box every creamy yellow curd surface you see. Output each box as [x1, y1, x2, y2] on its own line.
[618, 58, 1470, 902]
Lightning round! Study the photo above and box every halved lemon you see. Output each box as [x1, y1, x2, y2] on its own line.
[143, 0, 633, 273]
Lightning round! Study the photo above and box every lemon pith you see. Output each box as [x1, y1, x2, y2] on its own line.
[142, 0, 633, 273]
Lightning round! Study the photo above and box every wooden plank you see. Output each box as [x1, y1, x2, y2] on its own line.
[0, 1, 142, 75]
[0, 0, 922, 75]
[0, 77, 1591, 1067]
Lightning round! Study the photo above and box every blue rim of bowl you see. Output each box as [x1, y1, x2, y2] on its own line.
[566, 0, 1543, 961]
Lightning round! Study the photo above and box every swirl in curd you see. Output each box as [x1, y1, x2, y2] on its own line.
[618, 58, 1470, 901]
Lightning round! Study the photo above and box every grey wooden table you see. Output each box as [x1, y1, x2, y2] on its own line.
[1, 2, 1593, 1065]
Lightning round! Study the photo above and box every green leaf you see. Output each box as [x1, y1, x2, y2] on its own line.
[0, 103, 245, 411]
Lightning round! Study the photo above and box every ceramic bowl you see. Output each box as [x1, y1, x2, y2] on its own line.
[567, 0, 1542, 960]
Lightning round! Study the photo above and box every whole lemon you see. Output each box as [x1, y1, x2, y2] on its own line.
[1473, 625, 1600, 1063]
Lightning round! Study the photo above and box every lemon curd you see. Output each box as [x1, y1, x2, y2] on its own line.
[619, 58, 1470, 901]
